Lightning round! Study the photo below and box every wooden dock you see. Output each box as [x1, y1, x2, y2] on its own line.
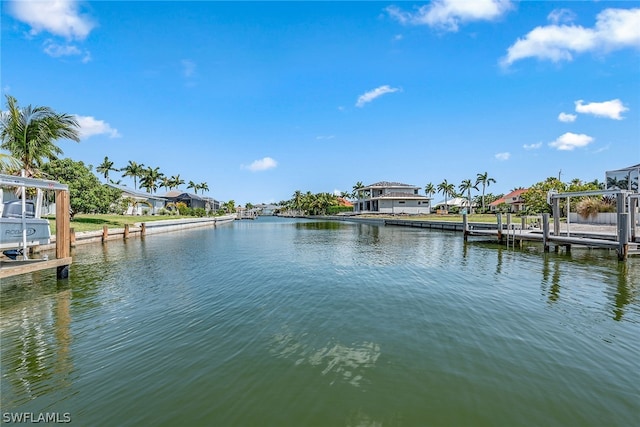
[464, 212, 639, 261]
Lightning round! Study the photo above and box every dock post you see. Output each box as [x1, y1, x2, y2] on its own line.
[124, 223, 130, 239]
[496, 213, 503, 242]
[552, 198, 560, 237]
[55, 189, 71, 279]
[542, 213, 550, 252]
[616, 192, 626, 240]
[506, 213, 512, 248]
[70, 228, 76, 247]
[102, 225, 109, 243]
[630, 196, 637, 242]
[141, 222, 146, 237]
[462, 213, 469, 242]
[618, 213, 629, 261]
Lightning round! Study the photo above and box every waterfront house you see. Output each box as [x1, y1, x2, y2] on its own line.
[432, 197, 472, 213]
[489, 188, 528, 213]
[353, 181, 431, 214]
[107, 183, 166, 215]
[163, 190, 207, 210]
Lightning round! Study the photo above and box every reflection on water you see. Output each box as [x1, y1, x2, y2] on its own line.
[1, 286, 73, 408]
[270, 326, 381, 387]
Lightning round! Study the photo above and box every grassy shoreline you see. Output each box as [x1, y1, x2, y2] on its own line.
[45, 214, 192, 233]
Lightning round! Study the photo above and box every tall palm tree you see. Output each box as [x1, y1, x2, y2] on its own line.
[160, 175, 172, 192]
[352, 181, 364, 200]
[476, 171, 496, 213]
[292, 190, 303, 213]
[459, 179, 478, 214]
[424, 182, 435, 198]
[437, 179, 455, 214]
[187, 180, 198, 194]
[198, 182, 209, 193]
[0, 95, 80, 175]
[139, 166, 162, 194]
[96, 156, 117, 183]
[169, 174, 184, 190]
[121, 160, 145, 190]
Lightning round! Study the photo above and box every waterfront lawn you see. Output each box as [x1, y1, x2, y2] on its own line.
[45, 214, 190, 233]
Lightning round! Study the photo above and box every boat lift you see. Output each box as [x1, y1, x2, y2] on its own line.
[0, 173, 72, 279]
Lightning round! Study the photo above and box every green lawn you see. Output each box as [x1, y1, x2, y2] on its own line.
[45, 214, 191, 233]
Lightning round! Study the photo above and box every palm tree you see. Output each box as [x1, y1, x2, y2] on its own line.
[476, 171, 496, 213]
[424, 182, 435, 198]
[187, 180, 198, 194]
[139, 166, 162, 194]
[437, 179, 455, 213]
[459, 179, 478, 214]
[169, 174, 185, 190]
[292, 190, 303, 214]
[0, 95, 80, 175]
[160, 175, 172, 192]
[352, 181, 364, 200]
[0, 152, 21, 173]
[198, 182, 209, 194]
[96, 156, 117, 183]
[121, 160, 145, 190]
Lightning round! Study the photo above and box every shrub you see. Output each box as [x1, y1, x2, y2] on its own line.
[576, 197, 616, 219]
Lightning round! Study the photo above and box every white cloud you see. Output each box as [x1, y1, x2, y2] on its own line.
[523, 142, 543, 150]
[386, 0, 513, 32]
[549, 132, 594, 151]
[558, 112, 577, 122]
[575, 99, 628, 120]
[9, 0, 96, 40]
[75, 115, 121, 139]
[356, 85, 399, 107]
[316, 135, 335, 140]
[501, 8, 640, 66]
[243, 157, 278, 172]
[495, 152, 511, 161]
[547, 9, 576, 25]
[43, 39, 91, 62]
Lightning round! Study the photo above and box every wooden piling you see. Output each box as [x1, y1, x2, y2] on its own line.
[70, 228, 76, 247]
[552, 198, 560, 237]
[124, 223, 130, 239]
[618, 213, 629, 261]
[542, 213, 550, 252]
[496, 213, 503, 242]
[102, 225, 109, 242]
[55, 189, 71, 279]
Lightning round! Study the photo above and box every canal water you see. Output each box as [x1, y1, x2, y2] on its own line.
[1, 217, 638, 426]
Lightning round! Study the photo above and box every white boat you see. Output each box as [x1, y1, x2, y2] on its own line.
[0, 200, 51, 251]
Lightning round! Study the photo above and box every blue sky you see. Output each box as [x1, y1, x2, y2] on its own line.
[2, 1, 639, 205]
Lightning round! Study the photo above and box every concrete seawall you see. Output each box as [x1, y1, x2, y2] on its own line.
[35, 215, 235, 251]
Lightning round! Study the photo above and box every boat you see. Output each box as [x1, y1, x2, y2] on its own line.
[0, 199, 51, 253]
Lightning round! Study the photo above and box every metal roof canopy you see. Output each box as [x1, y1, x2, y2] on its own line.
[0, 173, 68, 191]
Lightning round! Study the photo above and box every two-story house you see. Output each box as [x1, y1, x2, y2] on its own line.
[354, 181, 431, 214]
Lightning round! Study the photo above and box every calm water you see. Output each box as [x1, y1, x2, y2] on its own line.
[1, 217, 638, 426]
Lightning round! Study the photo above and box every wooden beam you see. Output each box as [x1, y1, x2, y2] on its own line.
[0, 257, 73, 279]
[55, 190, 70, 259]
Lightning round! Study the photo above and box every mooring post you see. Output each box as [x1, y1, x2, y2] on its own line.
[630, 197, 637, 242]
[618, 213, 629, 261]
[616, 192, 626, 241]
[542, 213, 550, 252]
[141, 222, 146, 236]
[496, 213, 503, 242]
[552, 197, 560, 237]
[70, 228, 76, 247]
[506, 213, 512, 248]
[55, 189, 70, 280]
[124, 223, 130, 239]
[102, 225, 109, 243]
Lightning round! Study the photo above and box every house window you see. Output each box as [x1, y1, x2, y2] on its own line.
[399, 201, 405, 204]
